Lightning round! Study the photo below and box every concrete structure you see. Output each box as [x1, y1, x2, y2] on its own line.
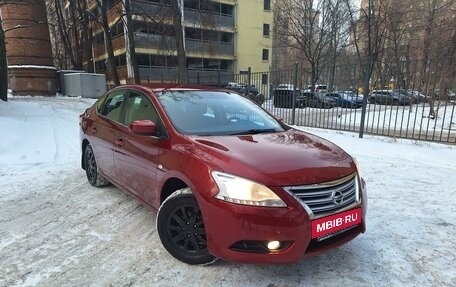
[1, 0, 56, 95]
[78, 0, 274, 85]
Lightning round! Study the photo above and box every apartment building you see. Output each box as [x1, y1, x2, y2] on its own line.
[81, 0, 274, 85]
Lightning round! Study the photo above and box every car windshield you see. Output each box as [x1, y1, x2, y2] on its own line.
[157, 90, 285, 136]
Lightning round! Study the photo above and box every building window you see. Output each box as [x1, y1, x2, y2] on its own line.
[262, 73, 268, 85]
[221, 4, 234, 16]
[263, 24, 270, 37]
[262, 49, 269, 61]
[264, 0, 271, 11]
[220, 32, 233, 43]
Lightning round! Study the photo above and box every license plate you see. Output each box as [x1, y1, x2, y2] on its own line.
[311, 208, 362, 239]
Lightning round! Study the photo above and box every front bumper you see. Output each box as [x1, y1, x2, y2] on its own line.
[201, 184, 367, 264]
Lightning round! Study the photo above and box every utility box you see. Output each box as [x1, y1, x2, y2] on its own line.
[64, 73, 106, 98]
[57, 70, 84, 95]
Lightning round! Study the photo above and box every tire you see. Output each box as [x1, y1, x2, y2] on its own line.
[84, 144, 109, 187]
[157, 188, 216, 265]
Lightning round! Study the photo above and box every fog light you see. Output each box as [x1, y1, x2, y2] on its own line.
[267, 241, 281, 250]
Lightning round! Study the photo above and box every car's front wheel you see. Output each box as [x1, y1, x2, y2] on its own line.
[84, 144, 109, 187]
[157, 188, 216, 265]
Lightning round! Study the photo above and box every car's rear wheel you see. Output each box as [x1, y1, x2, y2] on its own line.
[84, 144, 109, 187]
[157, 188, 216, 265]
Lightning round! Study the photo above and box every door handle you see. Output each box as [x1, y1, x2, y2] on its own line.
[115, 138, 125, 147]
[90, 127, 97, 134]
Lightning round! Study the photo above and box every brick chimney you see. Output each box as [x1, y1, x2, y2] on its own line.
[1, 0, 56, 96]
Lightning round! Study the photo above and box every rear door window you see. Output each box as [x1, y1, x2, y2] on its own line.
[99, 90, 126, 123]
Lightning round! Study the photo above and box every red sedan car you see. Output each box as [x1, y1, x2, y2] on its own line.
[80, 84, 367, 265]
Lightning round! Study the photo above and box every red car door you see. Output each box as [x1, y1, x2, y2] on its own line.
[92, 90, 127, 180]
[113, 90, 162, 206]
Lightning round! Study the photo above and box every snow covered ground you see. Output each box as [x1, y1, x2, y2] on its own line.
[0, 96, 455, 287]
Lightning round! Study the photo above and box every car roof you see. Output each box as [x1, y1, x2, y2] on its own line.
[115, 83, 222, 93]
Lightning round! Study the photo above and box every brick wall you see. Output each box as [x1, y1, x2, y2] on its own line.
[2, 0, 56, 95]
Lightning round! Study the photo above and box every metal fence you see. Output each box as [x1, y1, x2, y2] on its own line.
[188, 63, 456, 144]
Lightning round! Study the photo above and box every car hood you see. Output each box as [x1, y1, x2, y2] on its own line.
[188, 129, 356, 186]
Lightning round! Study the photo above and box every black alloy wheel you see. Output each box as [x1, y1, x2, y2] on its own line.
[157, 188, 216, 265]
[84, 144, 109, 187]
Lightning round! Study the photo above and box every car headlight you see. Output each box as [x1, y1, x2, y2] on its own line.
[211, 171, 286, 207]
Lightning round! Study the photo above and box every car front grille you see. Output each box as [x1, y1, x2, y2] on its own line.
[284, 173, 360, 219]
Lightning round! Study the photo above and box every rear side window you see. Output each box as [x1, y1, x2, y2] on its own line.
[99, 90, 126, 122]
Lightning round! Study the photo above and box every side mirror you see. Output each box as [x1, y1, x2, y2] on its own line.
[129, 120, 156, 136]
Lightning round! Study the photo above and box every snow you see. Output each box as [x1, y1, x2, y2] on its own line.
[1, 96, 455, 286]
[7, 65, 57, 70]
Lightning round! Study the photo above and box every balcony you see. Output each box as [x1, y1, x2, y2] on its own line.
[92, 35, 126, 58]
[134, 33, 234, 57]
[134, 33, 176, 50]
[138, 66, 232, 85]
[184, 9, 235, 31]
[131, 1, 172, 18]
[131, 1, 235, 31]
[186, 39, 234, 57]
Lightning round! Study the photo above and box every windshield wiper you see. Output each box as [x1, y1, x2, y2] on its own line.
[230, 128, 278, 135]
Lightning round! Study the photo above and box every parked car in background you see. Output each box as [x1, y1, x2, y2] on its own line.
[273, 84, 300, 108]
[407, 90, 428, 103]
[302, 92, 336, 108]
[304, 84, 328, 94]
[326, 92, 364, 108]
[225, 83, 265, 105]
[80, 84, 367, 265]
[392, 90, 420, 104]
[368, 90, 414, 105]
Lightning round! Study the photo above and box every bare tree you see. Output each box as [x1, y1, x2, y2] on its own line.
[95, 0, 120, 85]
[170, 0, 187, 83]
[76, 0, 95, 73]
[418, 0, 456, 117]
[274, 0, 333, 92]
[105, 0, 141, 83]
[124, 0, 140, 83]
[45, 0, 68, 69]
[342, 0, 389, 137]
[52, 0, 78, 68]
[324, 0, 351, 91]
